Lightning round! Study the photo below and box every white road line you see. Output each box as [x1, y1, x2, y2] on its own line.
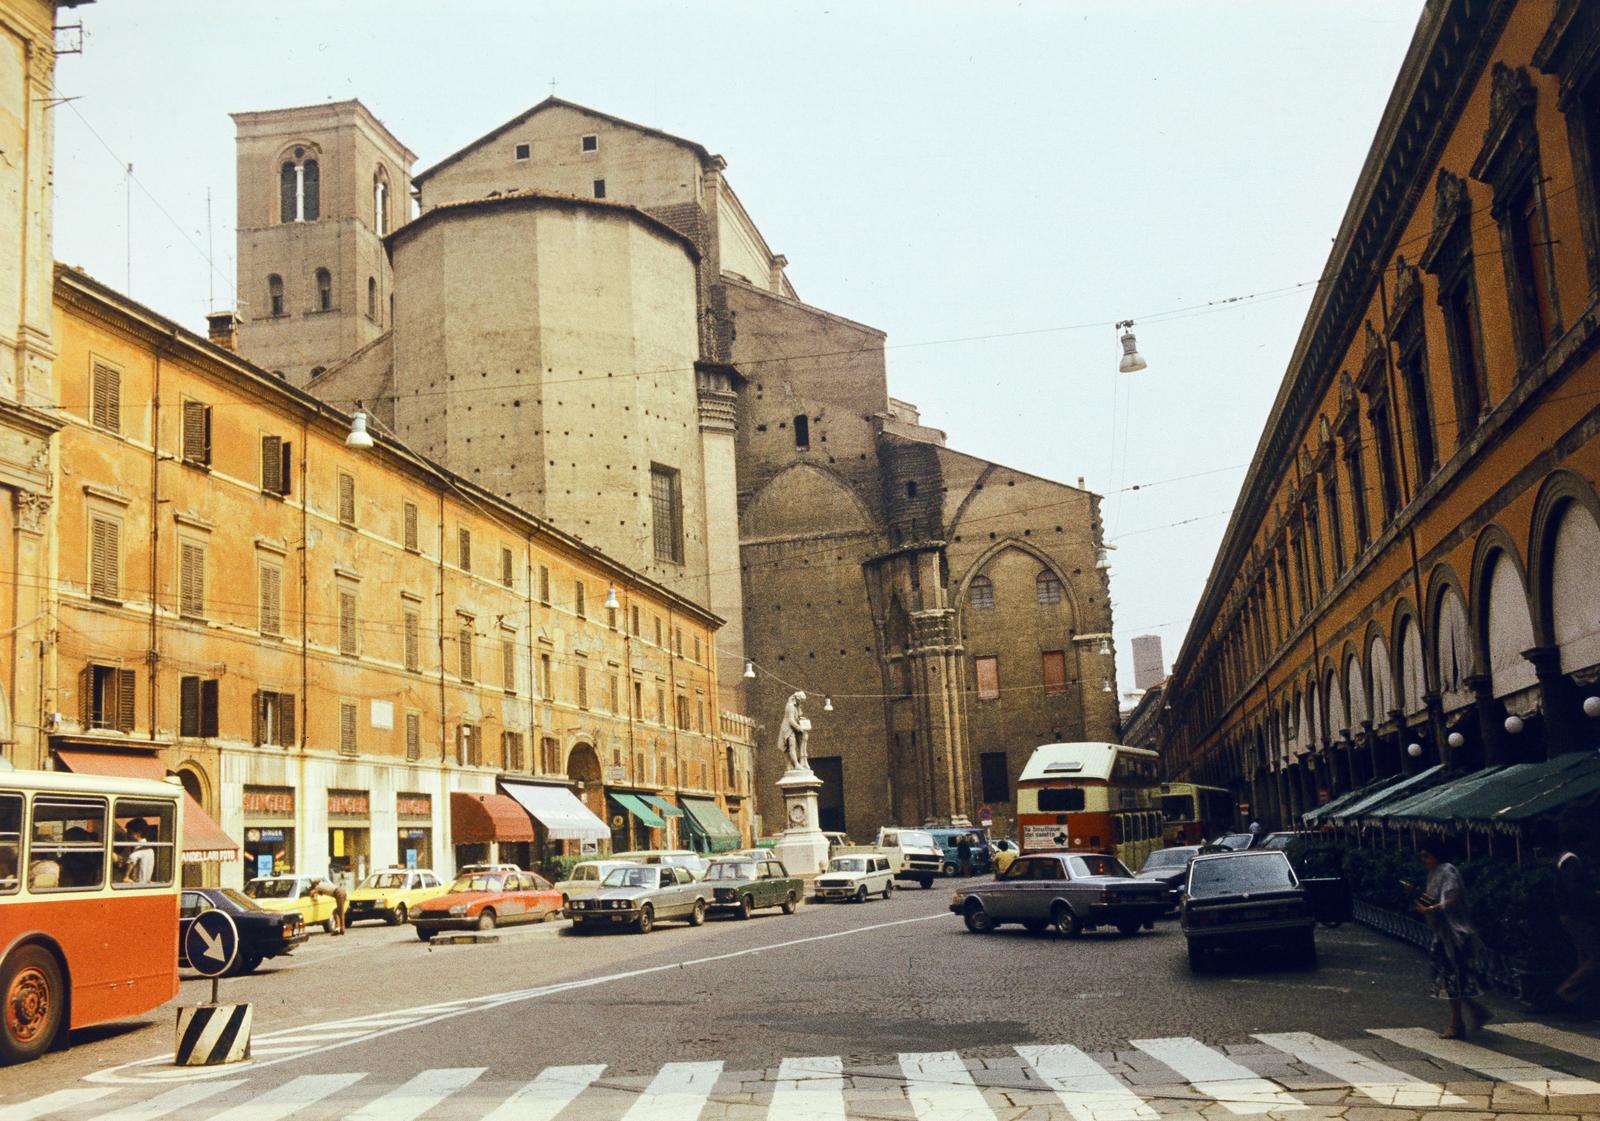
[0, 1087, 119, 1121]
[205, 1074, 367, 1121]
[343, 1067, 485, 1121]
[621, 1061, 723, 1121]
[86, 1080, 245, 1121]
[1018, 1043, 1160, 1121]
[1491, 1021, 1600, 1063]
[246, 1045, 320, 1057]
[1132, 1037, 1305, 1114]
[1254, 1032, 1465, 1108]
[899, 1051, 996, 1121]
[480, 1064, 607, 1121]
[1370, 1027, 1600, 1099]
[769, 1056, 848, 1121]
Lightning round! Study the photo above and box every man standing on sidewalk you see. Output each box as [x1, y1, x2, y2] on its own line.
[310, 875, 348, 935]
[956, 834, 973, 878]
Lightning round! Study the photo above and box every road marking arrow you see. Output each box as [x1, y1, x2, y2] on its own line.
[197, 923, 226, 962]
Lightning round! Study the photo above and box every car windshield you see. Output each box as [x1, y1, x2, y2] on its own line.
[1260, 834, 1296, 850]
[603, 867, 660, 889]
[448, 874, 506, 893]
[891, 830, 934, 849]
[1217, 834, 1255, 850]
[362, 872, 408, 890]
[1190, 855, 1295, 895]
[706, 862, 756, 881]
[218, 888, 263, 910]
[829, 858, 866, 873]
[1141, 848, 1195, 871]
[1067, 855, 1131, 878]
[244, 878, 297, 899]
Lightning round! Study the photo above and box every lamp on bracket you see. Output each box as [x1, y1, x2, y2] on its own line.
[604, 586, 621, 611]
[1116, 320, 1147, 373]
[346, 401, 375, 449]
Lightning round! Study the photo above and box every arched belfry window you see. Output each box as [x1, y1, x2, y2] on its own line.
[279, 147, 320, 223]
[267, 274, 284, 317]
[373, 167, 390, 236]
[315, 268, 332, 311]
[969, 575, 994, 611]
[1036, 568, 1062, 605]
[367, 276, 378, 321]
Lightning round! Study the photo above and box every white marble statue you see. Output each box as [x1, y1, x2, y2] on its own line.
[778, 691, 810, 770]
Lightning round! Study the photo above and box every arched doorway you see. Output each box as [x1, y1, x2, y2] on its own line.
[566, 742, 603, 822]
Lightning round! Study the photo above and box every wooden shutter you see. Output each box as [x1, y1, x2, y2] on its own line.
[575, 581, 586, 618]
[975, 655, 1000, 700]
[338, 473, 355, 525]
[1042, 651, 1067, 695]
[261, 435, 282, 493]
[90, 516, 120, 599]
[404, 611, 419, 672]
[182, 401, 210, 465]
[339, 591, 356, 655]
[455, 724, 466, 766]
[200, 679, 219, 738]
[180, 676, 200, 737]
[403, 502, 418, 551]
[458, 623, 473, 680]
[281, 442, 294, 497]
[577, 666, 587, 710]
[280, 693, 296, 746]
[540, 566, 550, 604]
[458, 528, 471, 571]
[92, 364, 121, 432]
[406, 712, 420, 761]
[115, 668, 136, 732]
[502, 638, 514, 693]
[252, 691, 263, 745]
[259, 564, 281, 635]
[501, 547, 513, 587]
[180, 542, 205, 618]
[340, 701, 356, 754]
[78, 665, 91, 727]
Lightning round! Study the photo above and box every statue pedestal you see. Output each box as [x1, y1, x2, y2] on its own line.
[771, 766, 830, 876]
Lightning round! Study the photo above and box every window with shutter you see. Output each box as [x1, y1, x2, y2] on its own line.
[180, 676, 201, 737]
[181, 401, 211, 466]
[404, 610, 420, 673]
[609, 674, 619, 714]
[261, 436, 292, 496]
[91, 363, 121, 433]
[90, 516, 121, 600]
[200, 679, 219, 738]
[256, 691, 295, 747]
[458, 620, 473, 681]
[340, 701, 357, 754]
[339, 590, 357, 655]
[1042, 650, 1067, 695]
[405, 711, 421, 761]
[575, 581, 586, 618]
[259, 564, 282, 635]
[975, 655, 1000, 701]
[502, 638, 514, 693]
[179, 542, 205, 619]
[338, 473, 355, 526]
[458, 528, 471, 571]
[539, 566, 550, 604]
[116, 668, 136, 732]
[403, 502, 419, 551]
[501, 547, 513, 588]
[577, 666, 588, 710]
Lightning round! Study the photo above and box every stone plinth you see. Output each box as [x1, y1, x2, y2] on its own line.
[771, 766, 830, 876]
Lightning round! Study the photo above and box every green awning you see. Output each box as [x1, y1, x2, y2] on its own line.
[610, 792, 665, 829]
[679, 796, 741, 853]
[1476, 753, 1600, 825]
[1328, 764, 1447, 821]
[1303, 776, 1394, 825]
[641, 794, 683, 818]
[1379, 766, 1510, 823]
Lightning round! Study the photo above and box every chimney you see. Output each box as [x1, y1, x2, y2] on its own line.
[206, 311, 240, 352]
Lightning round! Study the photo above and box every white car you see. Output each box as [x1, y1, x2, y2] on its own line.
[555, 859, 641, 908]
[875, 828, 941, 888]
[815, 853, 895, 902]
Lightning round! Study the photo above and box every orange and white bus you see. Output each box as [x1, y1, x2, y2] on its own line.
[1015, 742, 1162, 870]
[1159, 782, 1234, 845]
[1, 769, 182, 1064]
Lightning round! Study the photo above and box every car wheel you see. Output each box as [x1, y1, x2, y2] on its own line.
[689, 899, 706, 927]
[1021, 919, 1049, 934]
[561, 895, 571, 914]
[737, 895, 754, 919]
[781, 891, 798, 915]
[882, 880, 893, 900]
[391, 905, 408, 926]
[0, 945, 64, 1064]
[230, 953, 263, 977]
[1116, 920, 1141, 937]
[416, 927, 434, 942]
[1053, 904, 1082, 938]
[476, 910, 497, 932]
[854, 885, 868, 904]
[636, 905, 654, 934]
[963, 902, 995, 934]
[919, 877, 933, 890]
[943, 862, 958, 877]
[1187, 940, 1207, 972]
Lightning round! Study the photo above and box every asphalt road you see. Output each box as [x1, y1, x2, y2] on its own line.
[5, 879, 1600, 1119]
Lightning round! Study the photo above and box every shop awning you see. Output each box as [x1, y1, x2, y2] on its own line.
[53, 745, 239, 863]
[1441, 752, 1600, 826]
[610, 792, 666, 829]
[641, 794, 683, 818]
[678, 796, 741, 853]
[1328, 764, 1447, 821]
[450, 791, 536, 845]
[1302, 776, 1393, 825]
[500, 781, 609, 842]
[1379, 766, 1511, 823]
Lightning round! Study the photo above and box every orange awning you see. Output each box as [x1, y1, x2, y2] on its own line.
[53, 746, 239, 863]
[450, 791, 535, 844]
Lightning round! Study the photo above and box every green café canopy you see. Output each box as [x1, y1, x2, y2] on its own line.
[642, 794, 684, 818]
[1303, 775, 1396, 825]
[1327, 764, 1447, 822]
[610, 792, 666, 830]
[678, 796, 741, 853]
[1378, 766, 1511, 823]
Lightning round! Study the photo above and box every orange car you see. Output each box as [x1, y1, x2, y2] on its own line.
[411, 869, 562, 940]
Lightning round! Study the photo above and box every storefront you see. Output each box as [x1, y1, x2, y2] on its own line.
[243, 784, 296, 877]
[640, 794, 684, 849]
[678, 796, 742, 854]
[608, 791, 665, 851]
[449, 790, 535, 872]
[500, 779, 610, 870]
[327, 788, 371, 887]
[396, 792, 433, 870]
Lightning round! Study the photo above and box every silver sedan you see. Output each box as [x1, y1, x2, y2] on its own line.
[566, 864, 708, 934]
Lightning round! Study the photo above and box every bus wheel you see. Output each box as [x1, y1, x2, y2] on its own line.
[1, 946, 64, 1064]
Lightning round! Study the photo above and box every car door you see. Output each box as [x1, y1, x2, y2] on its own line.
[674, 866, 699, 913]
[178, 891, 209, 962]
[984, 857, 1035, 919]
[1022, 857, 1070, 920]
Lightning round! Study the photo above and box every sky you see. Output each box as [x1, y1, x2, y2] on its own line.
[49, 1, 1427, 695]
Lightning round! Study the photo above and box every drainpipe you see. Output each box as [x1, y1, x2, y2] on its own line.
[147, 342, 164, 734]
[299, 413, 309, 754]
[437, 487, 447, 767]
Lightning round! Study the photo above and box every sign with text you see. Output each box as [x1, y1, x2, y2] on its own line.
[327, 790, 370, 817]
[1023, 823, 1070, 851]
[241, 787, 294, 816]
[396, 794, 431, 820]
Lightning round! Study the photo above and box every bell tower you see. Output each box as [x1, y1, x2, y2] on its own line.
[230, 100, 415, 386]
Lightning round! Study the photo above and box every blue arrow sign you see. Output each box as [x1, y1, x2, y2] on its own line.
[184, 908, 239, 978]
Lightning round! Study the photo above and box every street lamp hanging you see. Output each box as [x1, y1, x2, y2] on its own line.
[1098, 637, 1111, 657]
[1116, 320, 1147, 373]
[743, 660, 756, 679]
[604, 586, 620, 611]
[823, 696, 833, 712]
[1101, 678, 1112, 694]
[346, 402, 375, 449]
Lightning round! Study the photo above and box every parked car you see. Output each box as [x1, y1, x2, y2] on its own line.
[1136, 844, 1229, 900]
[242, 874, 339, 933]
[179, 888, 308, 975]
[950, 851, 1173, 936]
[821, 832, 853, 855]
[815, 853, 895, 902]
[1211, 833, 1258, 851]
[612, 849, 711, 881]
[345, 868, 448, 926]
[1259, 830, 1318, 851]
[926, 827, 992, 876]
[704, 856, 803, 918]
[1180, 849, 1350, 972]
[567, 864, 709, 933]
[411, 869, 563, 940]
[555, 859, 641, 909]
[872, 827, 941, 888]
[458, 862, 521, 874]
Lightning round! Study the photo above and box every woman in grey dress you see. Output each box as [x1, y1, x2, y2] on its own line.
[1414, 837, 1491, 1038]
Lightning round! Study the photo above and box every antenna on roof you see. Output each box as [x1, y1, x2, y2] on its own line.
[549, 78, 559, 95]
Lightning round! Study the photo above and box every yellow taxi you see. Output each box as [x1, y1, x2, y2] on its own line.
[243, 874, 339, 932]
[346, 868, 449, 926]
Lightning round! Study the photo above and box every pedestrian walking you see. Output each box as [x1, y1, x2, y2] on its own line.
[956, 833, 973, 877]
[1553, 808, 1600, 1006]
[1410, 837, 1491, 1038]
[1248, 821, 1262, 848]
[310, 875, 348, 935]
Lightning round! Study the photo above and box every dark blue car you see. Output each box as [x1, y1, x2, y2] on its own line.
[927, 827, 991, 876]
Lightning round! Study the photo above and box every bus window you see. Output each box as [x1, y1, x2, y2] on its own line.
[113, 799, 176, 887]
[30, 797, 107, 890]
[1038, 788, 1086, 813]
[0, 792, 19, 893]
[1112, 815, 1124, 843]
[1161, 794, 1195, 820]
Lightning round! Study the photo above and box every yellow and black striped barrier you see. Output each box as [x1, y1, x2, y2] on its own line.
[174, 1003, 252, 1066]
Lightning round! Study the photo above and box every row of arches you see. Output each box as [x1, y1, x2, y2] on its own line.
[263, 271, 383, 324]
[277, 145, 393, 234]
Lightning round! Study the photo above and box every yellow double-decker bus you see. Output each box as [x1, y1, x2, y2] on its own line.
[1158, 783, 1234, 845]
[1015, 742, 1162, 871]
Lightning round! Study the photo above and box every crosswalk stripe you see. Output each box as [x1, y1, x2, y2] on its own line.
[0, 1087, 119, 1121]
[769, 1057, 848, 1121]
[343, 1067, 486, 1121]
[204, 1074, 367, 1121]
[480, 1064, 607, 1121]
[621, 1060, 723, 1120]
[1254, 1032, 1465, 1107]
[87, 1080, 245, 1121]
[899, 1051, 995, 1120]
[1491, 1021, 1600, 1064]
[1132, 1037, 1305, 1114]
[1370, 1027, 1600, 1099]
[1018, 1043, 1160, 1121]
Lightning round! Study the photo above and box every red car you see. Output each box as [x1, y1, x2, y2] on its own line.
[412, 870, 563, 940]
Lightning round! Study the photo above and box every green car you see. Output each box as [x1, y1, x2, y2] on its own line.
[704, 856, 802, 919]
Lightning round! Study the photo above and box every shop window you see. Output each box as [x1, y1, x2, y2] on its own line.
[181, 400, 211, 466]
[974, 655, 1000, 701]
[112, 798, 175, 887]
[254, 690, 295, 747]
[81, 663, 135, 732]
[179, 676, 219, 738]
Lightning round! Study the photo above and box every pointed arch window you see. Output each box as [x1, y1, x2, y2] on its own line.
[373, 167, 390, 236]
[1035, 569, 1062, 605]
[367, 276, 378, 321]
[267, 274, 284, 318]
[969, 575, 994, 611]
[278, 148, 320, 223]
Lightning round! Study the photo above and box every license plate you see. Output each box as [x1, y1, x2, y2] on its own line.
[1238, 908, 1268, 921]
[610, 915, 623, 923]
